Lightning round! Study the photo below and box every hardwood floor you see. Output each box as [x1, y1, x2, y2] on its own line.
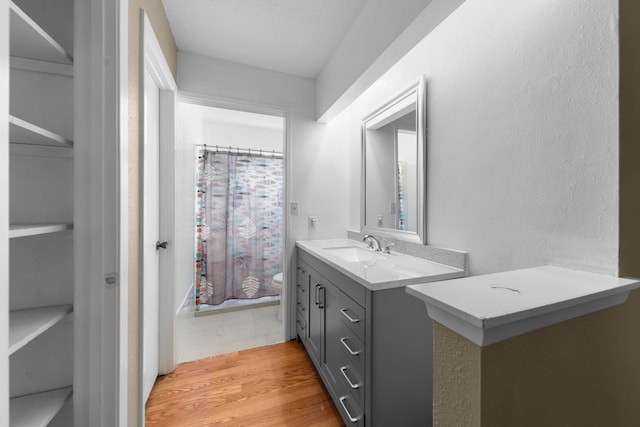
[146, 340, 345, 426]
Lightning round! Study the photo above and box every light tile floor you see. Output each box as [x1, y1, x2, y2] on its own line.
[178, 303, 284, 363]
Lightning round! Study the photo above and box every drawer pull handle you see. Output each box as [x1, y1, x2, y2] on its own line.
[340, 337, 360, 356]
[340, 309, 359, 323]
[296, 321, 305, 331]
[297, 286, 305, 293]
[339, 396, 362, 423]
[340, 366, 361, 389]
[297, 304, 305, 312]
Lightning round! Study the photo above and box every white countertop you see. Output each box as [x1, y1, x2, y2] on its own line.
[406, 265, 640, 346]
[297, 239, 466, 291]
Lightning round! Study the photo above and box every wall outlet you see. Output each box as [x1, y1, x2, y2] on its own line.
[308, 216, 318, 229]
[291, 201, 299, 216]
[377, 215, 384, 227]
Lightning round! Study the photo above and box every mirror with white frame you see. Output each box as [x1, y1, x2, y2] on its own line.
[362, 76, 426, 244]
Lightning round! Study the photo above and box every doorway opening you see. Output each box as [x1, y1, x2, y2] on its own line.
[174, 100, 287, 363]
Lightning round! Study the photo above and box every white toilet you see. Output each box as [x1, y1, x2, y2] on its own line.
[271, 272, 284, 321]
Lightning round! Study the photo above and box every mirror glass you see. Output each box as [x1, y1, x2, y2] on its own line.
[362, 76, 425, 243]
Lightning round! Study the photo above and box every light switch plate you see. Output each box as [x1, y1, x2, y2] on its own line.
[291, 201, 299, 216]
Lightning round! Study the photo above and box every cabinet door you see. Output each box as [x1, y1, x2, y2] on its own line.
[322, 281, 342, 387]
[307, 271, 323, 366]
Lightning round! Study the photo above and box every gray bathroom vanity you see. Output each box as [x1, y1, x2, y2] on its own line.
[295, 239, 465, 426]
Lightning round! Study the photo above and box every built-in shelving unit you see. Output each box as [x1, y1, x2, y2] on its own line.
[9, 305, 73, 355]
[7, 0, 75, 424]
[9, 387, 73, 427]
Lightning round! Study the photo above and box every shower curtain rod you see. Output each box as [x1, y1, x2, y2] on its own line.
[198, 144, 283, 158]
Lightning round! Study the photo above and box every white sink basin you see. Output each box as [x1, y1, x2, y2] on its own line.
[322, 246, 378, 262]
[297, 239, 467, 290]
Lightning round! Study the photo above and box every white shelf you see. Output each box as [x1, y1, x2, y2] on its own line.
[9, 305, 73, 355]
[407, 265, 640, 346]
[10, 387, 72, 427]
[11, 56, 73, 77]
[9, 1, 73, 64]
[9, 224, 73, 239]
[9, 115, 73, 148]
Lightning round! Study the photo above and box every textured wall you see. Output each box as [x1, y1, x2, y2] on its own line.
[341, 0, 619, 276]
[431, 0, 640, 423]
[479, 290, 640, 426]
[127, 1, 177, 425]
[435, 287, 640, 427]
[433, 323, 481, 427]
[329, 0, 622, 424]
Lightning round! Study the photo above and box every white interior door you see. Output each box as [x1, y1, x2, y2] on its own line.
[142, 67, 161, 404]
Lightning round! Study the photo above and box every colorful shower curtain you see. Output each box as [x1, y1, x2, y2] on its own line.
[195, 149, 283, 305]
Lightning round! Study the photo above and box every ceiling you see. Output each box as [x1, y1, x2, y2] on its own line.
[161, 0, 368, 79]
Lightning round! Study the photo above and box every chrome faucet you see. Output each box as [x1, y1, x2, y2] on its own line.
[363, 235, 382, 252]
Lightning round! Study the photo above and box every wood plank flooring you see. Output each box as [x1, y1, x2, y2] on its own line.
[146, 340, 345, 426]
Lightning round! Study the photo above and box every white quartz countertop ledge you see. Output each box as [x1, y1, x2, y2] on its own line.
[297, 239, 466, 291]
[406, 265, 640, 346]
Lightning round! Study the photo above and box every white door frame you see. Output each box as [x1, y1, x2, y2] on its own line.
[177, 91, 293, 340]
[74, 0, 128, 425]
[139, 9, 177, 424]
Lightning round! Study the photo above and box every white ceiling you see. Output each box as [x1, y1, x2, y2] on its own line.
[161, 0, 368, 79]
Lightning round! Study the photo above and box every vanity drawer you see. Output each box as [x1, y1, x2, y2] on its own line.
[332, 372, 365, 427]
[334, 342, 365, 409]
[338, 291, 365, 342]
[337, 321, 365, 375]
